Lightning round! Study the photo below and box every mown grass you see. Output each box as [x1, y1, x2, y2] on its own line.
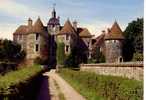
[0, 64, 44, 100]
[59, 68, 143, 100]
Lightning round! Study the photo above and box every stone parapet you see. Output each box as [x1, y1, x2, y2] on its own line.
[80, 62, 143, 80]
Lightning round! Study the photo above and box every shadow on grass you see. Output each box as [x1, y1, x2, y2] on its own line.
[37, 76, 51, 100]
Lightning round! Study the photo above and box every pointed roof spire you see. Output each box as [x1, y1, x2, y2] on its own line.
[33, 17, 44, 33]
[110, 21, 122, 34]
[59, 19, 76, 34]
[105, 21, 124, 40]
[52, 3, 56, 18]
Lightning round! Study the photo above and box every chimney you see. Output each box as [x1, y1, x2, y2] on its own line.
[107, 28, 111, 33]
[102, 30, 105, 34]
[28, 18, 32, 26]
[73, 20, 77, 31]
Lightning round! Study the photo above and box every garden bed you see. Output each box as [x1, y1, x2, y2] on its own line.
[59, 68, 143, 100]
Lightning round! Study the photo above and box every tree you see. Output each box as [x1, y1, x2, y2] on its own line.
[0, 39, 26, 63]
[123, 18, 143, 61]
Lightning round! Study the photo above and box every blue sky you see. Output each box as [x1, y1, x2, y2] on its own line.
[0, 0, 143, 39]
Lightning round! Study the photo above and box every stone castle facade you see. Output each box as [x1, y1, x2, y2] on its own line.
[13, 7, 93, 65]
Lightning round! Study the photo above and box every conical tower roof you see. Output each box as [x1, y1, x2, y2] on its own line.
[105, 21, 124, 40]
[33, 17, 44, 33]
[79, 28, 92, 37]
[58, 19, 76, 35]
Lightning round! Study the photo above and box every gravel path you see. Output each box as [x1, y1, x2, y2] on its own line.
[47, 70, 86, 100]
[37, 70, 86, 100]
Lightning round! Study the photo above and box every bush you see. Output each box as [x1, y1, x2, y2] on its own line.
[0, 62, 18, 75]
[132, 52, 143, 61]
[34, 57, 49, 65]
[59, 69, 143, 100]
[0, 65, 44, 100]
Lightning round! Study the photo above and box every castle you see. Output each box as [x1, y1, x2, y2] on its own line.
[13, 7, 93, 66]
[13, 6, 124, 65]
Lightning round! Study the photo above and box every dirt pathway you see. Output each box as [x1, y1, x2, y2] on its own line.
[47, 70, 86, 100]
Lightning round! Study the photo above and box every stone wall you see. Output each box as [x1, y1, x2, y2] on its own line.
[80, 62, 143, 80]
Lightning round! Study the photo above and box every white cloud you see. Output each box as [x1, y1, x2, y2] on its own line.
[0, 23, 18, 40]
[80, 21, 111, 37]
[0, 0, 127, 39]
[0, 0, 51, 39]
[0, 0, 48, 19]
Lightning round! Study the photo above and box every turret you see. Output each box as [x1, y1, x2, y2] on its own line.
[104, 21, 124, 63]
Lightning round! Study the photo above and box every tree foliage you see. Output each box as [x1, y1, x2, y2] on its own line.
[0, 39, 26, 63]
[123, 18, 143, 61]
[57, 42, 65, 65]
[132, 52, 143, 61]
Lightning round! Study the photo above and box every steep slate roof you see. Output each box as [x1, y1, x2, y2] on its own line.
[58, 19, 76, 35]
[13, 25, 28, 35]
[79, 28, 92, 37]
[104, 21, 124, 40]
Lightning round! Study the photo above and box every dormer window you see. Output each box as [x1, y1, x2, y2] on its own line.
[36, 33, 39, 40]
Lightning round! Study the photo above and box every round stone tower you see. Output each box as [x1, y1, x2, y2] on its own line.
[104, 21, 124, 63]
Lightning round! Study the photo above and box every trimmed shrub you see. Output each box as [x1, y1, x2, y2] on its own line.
[0, 65, 44, 100]
[59, 69, 143, 100]
[132, 52, 143, 61]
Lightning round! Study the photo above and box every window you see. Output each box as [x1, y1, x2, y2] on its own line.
[35, 44, 39, 52]
[66, 45, 69, 52]
[114, 40, 117, 43]
[36, 33, 39, 40]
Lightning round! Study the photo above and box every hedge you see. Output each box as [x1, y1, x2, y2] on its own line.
[59, 68, 143, 100]
[0, 65, 44, 100]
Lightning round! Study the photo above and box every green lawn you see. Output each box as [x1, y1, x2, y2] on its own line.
[59, 68, 143, 100]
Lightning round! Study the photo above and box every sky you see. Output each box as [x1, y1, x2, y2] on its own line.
[0, 0, 143, 40]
